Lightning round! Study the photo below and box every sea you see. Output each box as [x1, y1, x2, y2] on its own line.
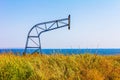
[0, 48, 120, 55]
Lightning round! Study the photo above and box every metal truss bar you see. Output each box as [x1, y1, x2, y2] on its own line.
[56, 21, 58, 27]
[46, 24, 68, 31]
[28, 36, 38, 38]
[45, 24, 47, 29]
[27, 16, 69, 36]
[35, 18, 68, 26]
[29, 38, 39, 46]
[48, 22, 56, 29]
[24, 36, 29, 54]
[38, 37, 42, 53]
[37, 26, 45, 30]
[36, 27, 39, 35]
[32, 49, 39, 54]
[39, 24, 68, 36]
[68, 15, 70, 30]
[59, 21, 68, 25]
[26, 47, 39, 48]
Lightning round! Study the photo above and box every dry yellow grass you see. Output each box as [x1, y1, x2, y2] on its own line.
[0, 53, 120, 80]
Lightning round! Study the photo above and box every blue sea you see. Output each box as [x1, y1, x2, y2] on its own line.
[0, 48, 120, 55]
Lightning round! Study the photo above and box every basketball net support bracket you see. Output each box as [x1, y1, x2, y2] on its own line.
[24, 15, 70, 54]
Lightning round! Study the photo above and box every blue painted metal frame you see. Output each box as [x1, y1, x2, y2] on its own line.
[24, 15, 70, 54]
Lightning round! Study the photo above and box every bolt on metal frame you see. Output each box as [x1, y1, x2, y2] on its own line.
[24, 15, 70, 54]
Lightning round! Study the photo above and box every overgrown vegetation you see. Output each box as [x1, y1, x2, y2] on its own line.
[0, 53, 120, 80]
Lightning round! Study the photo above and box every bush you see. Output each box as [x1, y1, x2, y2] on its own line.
[0, 53, 120, 80]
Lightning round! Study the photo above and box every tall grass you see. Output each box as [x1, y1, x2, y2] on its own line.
[0, 53, 120, 80]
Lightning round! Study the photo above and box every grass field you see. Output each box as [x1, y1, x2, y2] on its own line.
[0, 53, 120, 80]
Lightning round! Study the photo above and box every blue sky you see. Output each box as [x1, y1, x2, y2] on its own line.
[0, 0, 120, 48]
